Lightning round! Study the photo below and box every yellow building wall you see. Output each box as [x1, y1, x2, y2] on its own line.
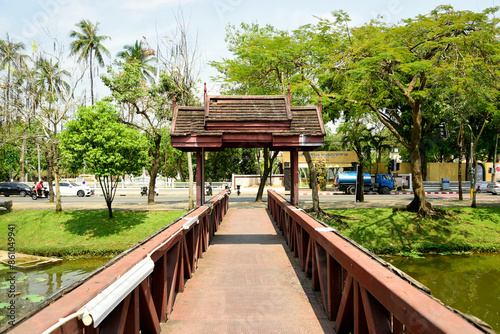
[369, 163, 412, 175]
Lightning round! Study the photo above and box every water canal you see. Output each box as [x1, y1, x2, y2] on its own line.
[388, 253, 500, 332]
[1, 254, 499, 332]
[0, 257, 109, 329]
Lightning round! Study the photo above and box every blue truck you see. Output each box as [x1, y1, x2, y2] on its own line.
[335, 172, 396, 194]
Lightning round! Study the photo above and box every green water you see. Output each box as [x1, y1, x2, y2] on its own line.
[0, 257, 109, 329]
[388, 254, 500, 332]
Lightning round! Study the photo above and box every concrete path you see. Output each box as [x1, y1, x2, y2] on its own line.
[161, 207, 335, 334]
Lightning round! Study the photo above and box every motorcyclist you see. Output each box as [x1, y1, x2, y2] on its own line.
[36, 180, 45, 197]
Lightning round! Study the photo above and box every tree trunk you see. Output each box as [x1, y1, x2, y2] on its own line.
[471, 158, 478, 208]
[255, 149, 278, 202]
[90, 50, 94, 105]
[148, 135, 161, 204]
[407, 142, 430, 214]
[98, 175, 116, 218]
[54, 150, 62, 212]
[303, 151, 319, 212]
[187, 152, 194, 210]
[354, 140, 365, 202]
[177, 155, 186, 182]
[457, 125, 464, 201]
[45, 144, 55, 203]
[19, 133, 27, 182]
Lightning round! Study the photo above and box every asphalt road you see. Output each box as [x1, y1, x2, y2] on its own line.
[2, 189, 498, 211]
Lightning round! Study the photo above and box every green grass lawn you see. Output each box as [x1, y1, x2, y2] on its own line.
[0, 210, 186, 257]
[325, 207, 500, 255]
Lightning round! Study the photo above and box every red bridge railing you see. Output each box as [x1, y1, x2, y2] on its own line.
[9, 190, 229, 334]
[267, 190, 488, 334]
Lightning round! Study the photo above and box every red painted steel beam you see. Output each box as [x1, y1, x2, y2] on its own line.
[267, 190, 485, 334]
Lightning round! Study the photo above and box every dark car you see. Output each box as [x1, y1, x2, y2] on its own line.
[0, 182, 33, 197]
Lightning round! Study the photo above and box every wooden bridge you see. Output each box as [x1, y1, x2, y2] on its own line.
[7, 190, 492, 334]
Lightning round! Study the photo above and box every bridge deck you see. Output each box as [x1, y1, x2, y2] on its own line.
[161, 207, 334, 333]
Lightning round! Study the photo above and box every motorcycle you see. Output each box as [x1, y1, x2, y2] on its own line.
[31, 187, 50, 200]
[205, 183, 213, 196]
[141, 186, 159, 196]
[224, 184, 231, 195]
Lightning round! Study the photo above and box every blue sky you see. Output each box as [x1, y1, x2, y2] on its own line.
[0, 0, 497, 97]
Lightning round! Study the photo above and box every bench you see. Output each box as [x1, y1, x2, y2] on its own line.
[0, 200, 13, 211]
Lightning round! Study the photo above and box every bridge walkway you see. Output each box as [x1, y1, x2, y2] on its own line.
[161, 206, 334, 333]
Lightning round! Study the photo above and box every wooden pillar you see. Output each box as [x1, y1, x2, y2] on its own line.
[196, 149, 205, 206]
[290, 148, 299, 206]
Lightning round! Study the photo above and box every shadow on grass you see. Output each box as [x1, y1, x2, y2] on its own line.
[62, 210, 149, 238]
[338, 209, 474, 253]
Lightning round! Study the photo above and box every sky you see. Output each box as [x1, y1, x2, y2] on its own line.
[0, 0, 497, 99]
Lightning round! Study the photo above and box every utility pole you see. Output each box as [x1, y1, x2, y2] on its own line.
[492, 131, 498, 182]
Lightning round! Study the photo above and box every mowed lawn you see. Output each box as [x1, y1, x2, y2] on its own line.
[325, 207, 500, 255]
[0, 210, 186, 257]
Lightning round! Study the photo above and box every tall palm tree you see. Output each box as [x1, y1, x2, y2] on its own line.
[35, 57, 70, 209]
[117, 40, 157, 82]
[69, 19, 110, 105]
[35, 57, 70, 103]
[0, 34, 27, 123]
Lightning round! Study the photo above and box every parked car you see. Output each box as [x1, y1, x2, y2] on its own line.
[486, 181, 500, 195]
[53, 182, 94, 197]
[0, 182, 33, 197]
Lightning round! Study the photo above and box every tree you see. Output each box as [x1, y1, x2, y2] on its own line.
[70, 19, 110, 105]
[0, 34, 27, 127]
[314, 6, 500, 216]
[255, 148, 279, 202]
[117, 40, 157, 82]
[338, 114, 372, 202]
[211, 23, 326, 208]
[101, 61, 174, 204]
[60, 102, 148, 218]
[158, 9, 203, 209]
[34, 56, 72, 211]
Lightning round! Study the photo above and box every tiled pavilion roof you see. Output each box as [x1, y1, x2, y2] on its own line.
[171, 94, 325, 151]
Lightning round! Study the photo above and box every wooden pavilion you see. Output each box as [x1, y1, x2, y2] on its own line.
[170, 86, 326, 206]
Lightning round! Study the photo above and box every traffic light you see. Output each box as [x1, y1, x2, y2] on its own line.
[396, 162, 400, 171]
[389, 159, 395, 171]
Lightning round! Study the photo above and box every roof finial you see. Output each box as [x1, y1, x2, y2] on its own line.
[318, 94, 322, 114]
[204, 82, 207, 106]
[287, 82, 291, 104]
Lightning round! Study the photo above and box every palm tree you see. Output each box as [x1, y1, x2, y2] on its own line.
[35, 57, 70, 103]
[117, 40, 157, 82]
[34, 57, 70, 209]
[0, 34, 27, 123]
[69, 19, 110, 105]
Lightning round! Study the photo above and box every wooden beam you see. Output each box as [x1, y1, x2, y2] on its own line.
[196, 149, 205, 206]
[139, 279, 160, 334]
[290, 148, 299, 206]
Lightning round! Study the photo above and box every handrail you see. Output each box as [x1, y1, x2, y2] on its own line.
[267, 189, 492, 334]
[8, 190, 230, 334]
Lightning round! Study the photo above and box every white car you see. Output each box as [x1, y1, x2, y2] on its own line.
[53, 182, 94, 197]
[486, 181, 500, 195]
